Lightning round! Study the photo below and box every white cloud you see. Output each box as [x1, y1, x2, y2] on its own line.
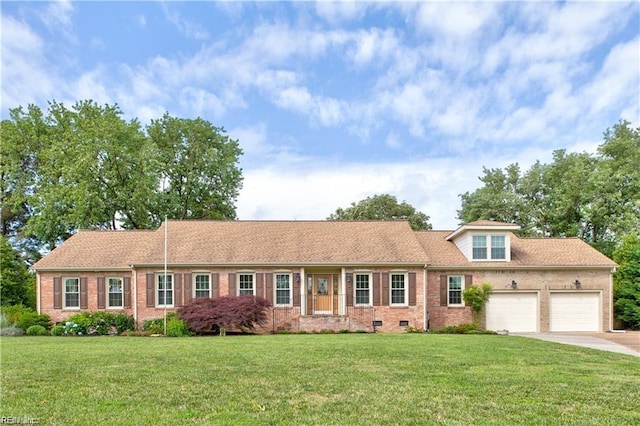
[161, 3, 209, 40]
[39, 0, 76, 42]
[314, 1, 368, 25]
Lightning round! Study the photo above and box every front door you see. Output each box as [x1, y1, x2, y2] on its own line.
[314, 274, 332, 314]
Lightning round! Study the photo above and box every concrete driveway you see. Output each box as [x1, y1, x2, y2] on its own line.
[514, 331, 640, 357]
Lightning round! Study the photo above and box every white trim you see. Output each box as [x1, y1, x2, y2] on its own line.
[353, 272, 373, 306]
[274, 272, 293, 307]
[63, 277, 80, 309]
[193, 273, 212, 298]
[389, 272, 408, 306]
[237, 272, 256, 296]
[447, 275, 465, 307]
[156, 273, 174, 308]
[107, 277, 124, 309]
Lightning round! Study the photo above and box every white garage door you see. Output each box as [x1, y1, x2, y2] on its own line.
[549, 292, 600, 332]
[486, 292, 538, 332]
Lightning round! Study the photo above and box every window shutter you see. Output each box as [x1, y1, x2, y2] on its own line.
[373, 273, 381, 306]
[123, 276, 131, 308]
[211, 273, 219, 298]
[256, 273, 264, 298]
[346, 278, 353, 306]
[265, 274, 273, 304]
[381, 272, 389, 306]
[409, 272, 417, 306]
[53, 277, 62, 309]
[440, 275, 448, 306]
[97, 277, 106, 309]
[465, 275, 473, 287]
[80, 277, 88, 309]
[183, 273, 192, 304]
[146, 273, 155, 307]
[228, 273, 236, 296]
[293, 275, 300, 307]
[174, 274, 183, 306]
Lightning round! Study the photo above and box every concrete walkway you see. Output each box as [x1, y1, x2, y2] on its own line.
[513, 333, 640, 357]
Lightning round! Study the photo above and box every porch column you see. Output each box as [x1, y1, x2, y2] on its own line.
[300, 267, 306, 315]
[340, 267, 346, 316]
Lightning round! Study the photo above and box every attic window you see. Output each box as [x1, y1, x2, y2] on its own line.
[472, 234, 506, 260]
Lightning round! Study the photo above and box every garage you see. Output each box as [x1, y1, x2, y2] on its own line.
[485, 292, 538, 332]
[549, 292, 600, 332]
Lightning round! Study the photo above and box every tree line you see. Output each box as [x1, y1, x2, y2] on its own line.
[1, 100, 638, 327]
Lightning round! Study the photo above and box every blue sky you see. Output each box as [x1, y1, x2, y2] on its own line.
[2, 1, 639, 229]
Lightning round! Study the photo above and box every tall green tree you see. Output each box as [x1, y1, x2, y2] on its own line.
[327, 194, 432, 230]
[147, 114, 243, 223]
[0, 236, 35, 308]
[612, 233, 640, 329]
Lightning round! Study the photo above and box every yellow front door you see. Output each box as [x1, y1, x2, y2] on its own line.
[314, 274, 332, 314]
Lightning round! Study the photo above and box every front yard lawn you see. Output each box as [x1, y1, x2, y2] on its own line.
[1, 334, 639, 425]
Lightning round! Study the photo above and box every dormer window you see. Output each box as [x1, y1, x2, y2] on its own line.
[446, 220, 519, 262]
[472, 234, 506, 260]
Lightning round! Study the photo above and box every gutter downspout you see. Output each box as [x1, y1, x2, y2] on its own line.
[132, 267, 138, 326]
[423, 264, 428, 331]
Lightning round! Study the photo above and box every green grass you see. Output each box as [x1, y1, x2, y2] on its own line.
[1, 334, 639, 425]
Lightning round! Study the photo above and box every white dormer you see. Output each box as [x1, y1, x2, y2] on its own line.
[446, 220, 521, 262]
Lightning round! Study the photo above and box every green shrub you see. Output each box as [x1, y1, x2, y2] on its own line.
[431, 323, 479, 334]
[26, 325, 48, 336]
[51, 325, 65, 336]
[339, 328, 350, 334]
[296, 330, 308, 334]
[1, 305, 52, 331]
[0, 311, 24, 336]
[405, 326, 423, 333]
[143, 313, 178, 334]
[64, 311, 136, 336]
[166, 317, 191, 337]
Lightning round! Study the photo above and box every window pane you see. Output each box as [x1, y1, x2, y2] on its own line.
[472, 235, 487, 259]
[239, 274, 254, 296]
[275, 274, 290, 305]
[391, 274, 405, 304]
[64, 278, 79, 307]
[195, 275, 210, 298]
[448, 276, 462, 305]
[355, 274, 370, 305]
[108, 278, 123, 307]
[491, 235, 506, 259]
[158, 275, 173, 305]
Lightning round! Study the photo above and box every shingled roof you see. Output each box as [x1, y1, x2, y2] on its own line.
[32, 220, 429, 269]
[415, 230, 617, 269]
[32, 220, 616, 271]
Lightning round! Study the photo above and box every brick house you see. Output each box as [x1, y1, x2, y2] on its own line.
[31, 220, 617, 333]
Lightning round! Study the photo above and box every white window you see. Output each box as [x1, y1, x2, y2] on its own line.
[390, 273, 407, 306]
[238, 273, 255, 296]
[194, 274, 210, 298]
[472, 235, 487, 259]
[448, 276, 464, 306]
[472, 234, 506, 260]
[108, 277, 123, 308]
[275, 273, 291, 306]
[157, 274, 173, 307]
[355, 273, 371, 305]
[491, 235, 506, 259]
[64, 278, 80, 308]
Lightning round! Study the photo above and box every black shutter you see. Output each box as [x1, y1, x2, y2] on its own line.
[97, 277, 106, 309]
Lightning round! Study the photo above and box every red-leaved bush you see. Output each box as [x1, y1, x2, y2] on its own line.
[177, 295, 272, 335]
